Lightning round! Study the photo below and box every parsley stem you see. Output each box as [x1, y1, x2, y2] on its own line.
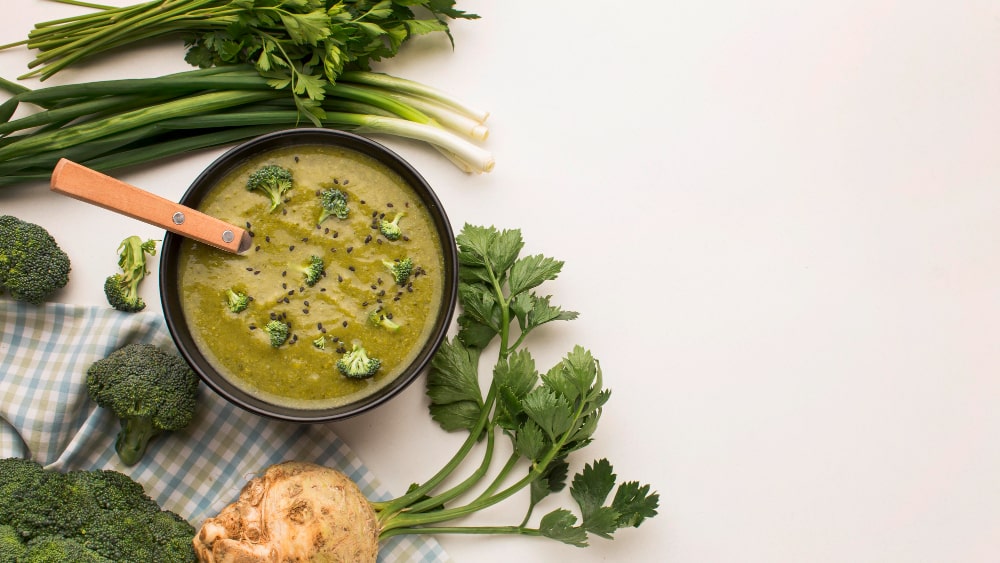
[380, 525, 542, 541]
[373, 386, 497, 521]
[401, 425, 497, 515]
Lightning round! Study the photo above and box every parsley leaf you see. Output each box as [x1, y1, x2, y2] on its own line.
[427, 339, 483, 431]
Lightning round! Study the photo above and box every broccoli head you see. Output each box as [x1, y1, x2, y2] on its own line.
[264, 319, 290, 348]
[0, 215, 71, 305]
[382, 257, 413, 285]
[85, 343, 199, 466]
[104, 236, 157, 313]
[300, 255, 325, 287]
[368, 309, 401, 332]
[247, 164, 293, 212]
[378, 212, 406, 241]
[317, 187, 349, 224]
[0, 459, 196, 562]
[336, 342, 381, 379]
[0, 524, 27, 562]
[225, 288, 250, 313]
[20, 536, 112, 563]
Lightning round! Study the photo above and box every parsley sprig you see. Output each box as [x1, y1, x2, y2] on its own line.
[374, 225, 659, 547]
[5, 0, 477, 124]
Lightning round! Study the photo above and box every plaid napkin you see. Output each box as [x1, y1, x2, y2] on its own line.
[0, 301, 451, 563]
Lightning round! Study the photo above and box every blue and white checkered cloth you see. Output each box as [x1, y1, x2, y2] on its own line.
[0, 301, 450, 562]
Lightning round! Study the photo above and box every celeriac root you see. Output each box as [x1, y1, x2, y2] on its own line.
[193, 460, 379, 562]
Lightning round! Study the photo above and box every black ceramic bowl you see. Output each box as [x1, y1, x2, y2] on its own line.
[159, 129, 458, 422]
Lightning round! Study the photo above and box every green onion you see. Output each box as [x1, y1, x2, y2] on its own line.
[0, 69, 493, 186]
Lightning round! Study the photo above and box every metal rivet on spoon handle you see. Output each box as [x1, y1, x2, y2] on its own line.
[50, 158, 251, 254]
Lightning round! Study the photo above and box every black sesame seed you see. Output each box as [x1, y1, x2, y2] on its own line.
[265, 236, 271, 243]
[342, 320, 348, 327]
[346, 246, 353, 253]
[364, 234, 372, 244]
[289, 245, 295, 251]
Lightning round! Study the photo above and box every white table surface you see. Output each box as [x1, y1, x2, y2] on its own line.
[4, 2, 1000, 562]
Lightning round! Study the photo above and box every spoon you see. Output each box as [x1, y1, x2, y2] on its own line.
[50, 158, 250, 254]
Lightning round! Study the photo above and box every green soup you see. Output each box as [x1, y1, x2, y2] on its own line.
[177, 144, 445, 410]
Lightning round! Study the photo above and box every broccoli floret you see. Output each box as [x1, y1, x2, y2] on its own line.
[265, 320, 290, 348]
[225, 288, 250, 313]
[0, 524, 27, 562]
[317, 187, 349, 224]
[0, 215, 71, 305]
[336, 342, 381, 379]
[85, 343, 199, 466]
[313, 335, 326, 349]
[299, 255, 325, 287]
[368, 309, 401, 332]
[20, 536, 112, 563]
[379, 212, 406, 241]
[0, 459, 196, 562]
[382, 257, 413, 285]
[247, 164, 293, 212]
[104, 236, 157, 313]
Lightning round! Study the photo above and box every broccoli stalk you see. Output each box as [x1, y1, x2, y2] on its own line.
[0, 215, 71, 304]
[85, 343, 199, 466]
[382, 257, 413, 285]
[317, 187, 349, 225]
[336, 342, 381, 379]
[104, 236, 156, 313]
[299, 255, 326, 287]
[246, 164, 293, 212]
[379, 211, 406, 241]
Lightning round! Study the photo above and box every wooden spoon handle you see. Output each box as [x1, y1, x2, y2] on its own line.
[50, 158, 249, 254]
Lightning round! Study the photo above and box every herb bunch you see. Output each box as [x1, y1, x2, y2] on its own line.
[4, 0, 477, 123]
[373, 225, 659, 546]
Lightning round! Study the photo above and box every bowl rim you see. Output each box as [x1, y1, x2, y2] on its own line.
[159, 128, 458, 423]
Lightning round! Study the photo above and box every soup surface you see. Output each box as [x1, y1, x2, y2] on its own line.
[177, 144, 445, 409]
